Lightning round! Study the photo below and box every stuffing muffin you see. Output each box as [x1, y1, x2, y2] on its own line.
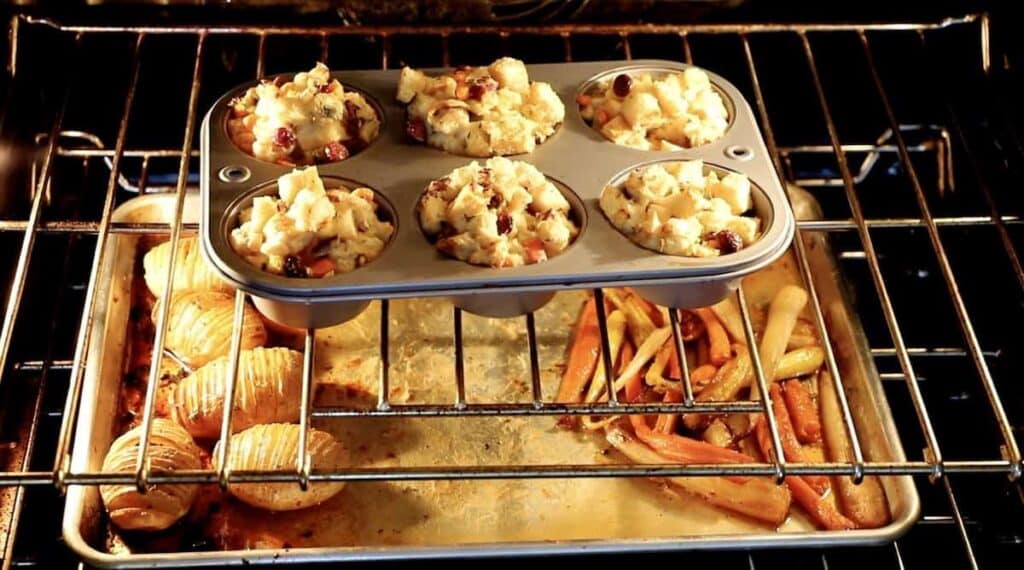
[600, 160, 760, 257]
[419, 157, 579, 267]
[227, 63, 380, 165]
[230, 166, 394, 277]
[396, 57, 565, 157]
[578, 68, 729, 150]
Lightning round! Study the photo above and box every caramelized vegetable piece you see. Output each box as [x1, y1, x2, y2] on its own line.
[174, 347, 305, 439]
[158, 290, 268, 368]
[783, 378, 822, 444]
[694, 308, 731, 365]
[606, 426, 791, 526]
[143, 236, 232, 298]
[751, 285, 809, 400]
[690, 364, 718, 390]
[769, 384, 829, 494]
[214, 423, 347, 511]
[819, 371, 891, 528]
[753, 417, 855, 530]
[653, 389, 683, 434]
[774, 346, 825, 381]
[555, 297, 601, 405]
[100, 419, 202, 531]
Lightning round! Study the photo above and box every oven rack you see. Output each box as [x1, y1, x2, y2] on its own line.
[1, 12, 1022, 569]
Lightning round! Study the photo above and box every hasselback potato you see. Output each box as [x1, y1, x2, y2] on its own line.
[157, 290, 267, 368]
[99, 419, 203, 531]
[174, 347, 305, 439]
[213, 423, 346, 511]
[143, 236, 232, 298]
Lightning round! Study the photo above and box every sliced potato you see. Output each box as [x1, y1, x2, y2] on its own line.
[174, 347, 305, 439]
[100, 419, 202, 531]
[143, 236, 232, 298]
[157, 290, 267, 368]
[214, 423, 346, 512]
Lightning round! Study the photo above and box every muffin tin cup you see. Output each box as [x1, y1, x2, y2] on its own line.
[200, 60, 795, 327]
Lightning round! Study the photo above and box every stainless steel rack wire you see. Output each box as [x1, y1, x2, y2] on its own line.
[0, 11, 1022, 569]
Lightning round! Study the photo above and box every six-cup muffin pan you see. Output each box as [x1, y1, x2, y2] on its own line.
[200, 60, 795, 328]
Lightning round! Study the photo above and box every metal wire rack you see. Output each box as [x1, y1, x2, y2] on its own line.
[0, 10, 1022, 569]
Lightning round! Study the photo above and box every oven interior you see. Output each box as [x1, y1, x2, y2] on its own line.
[0, 1, 1022, 568]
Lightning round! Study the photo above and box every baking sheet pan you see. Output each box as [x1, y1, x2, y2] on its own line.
[62, 187, 918, 567]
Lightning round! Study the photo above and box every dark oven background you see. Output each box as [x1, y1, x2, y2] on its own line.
[0, 1, 1022, 569]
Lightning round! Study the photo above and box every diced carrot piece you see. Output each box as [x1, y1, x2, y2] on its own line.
[555, 297, 601, 405]
[308, 257, 335, 278]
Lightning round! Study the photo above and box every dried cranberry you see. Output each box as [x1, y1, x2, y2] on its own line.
[406, 117, 427, 142]
[274, 126, 296, 147]
[707, 230, 744, 254]
[283, 255, 306, 278]
[343, 100, 363, 139]
[477, 167, 492, 188]
[612, 73, 633, 97]
[467, 78, 498, 101]
[488, 194, 502, 209]
[496, 212, 513, 235]
[428, 177, 450, 194]
[323, 141, 349, 162]
[318, 82, 336, 93]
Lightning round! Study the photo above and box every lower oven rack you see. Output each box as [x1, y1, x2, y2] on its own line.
[1, 11, 1022, 570]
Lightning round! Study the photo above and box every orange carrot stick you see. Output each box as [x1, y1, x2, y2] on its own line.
[753, 418, 855, 530]
[555, 297, 601, 404]
[654, 389, 683, 434]
[631, 414, 755, 465]
[689, 364, 718, 390]
[769, 384, 829, 494]
[783, 379, 822, 444]
[786, 473, 857, 531]
[695, 308, 731, 366]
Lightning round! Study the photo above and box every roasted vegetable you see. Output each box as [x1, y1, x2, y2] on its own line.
[214, 423, 346, 511]
[99, 419, 202, 531]
[173, 347, 305, 439]
[157, 290, 267, 368]
[143, 236, 232, 298]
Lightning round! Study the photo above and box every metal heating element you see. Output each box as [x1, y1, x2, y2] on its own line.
[1, 11, 1023, 569]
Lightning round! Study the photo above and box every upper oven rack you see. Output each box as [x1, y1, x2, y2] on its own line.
[1, 11, 1022, 569]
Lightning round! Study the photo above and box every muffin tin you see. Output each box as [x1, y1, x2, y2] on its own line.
[200, 60, 795, 328]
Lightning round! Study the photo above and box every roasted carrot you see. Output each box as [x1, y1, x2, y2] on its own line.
[753, 417, 855, 530]
[786, 473, 856, 531]
[769, 384, 829, 494]
[689, 364, 718, 390]
[695, 308, 731, 366]
[631, 414, 756, 467]
[555, 297, 601, 404]
[654, 389, 683, 434]
[606, 426, 791, 526]
[782, 379, 822, 444]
